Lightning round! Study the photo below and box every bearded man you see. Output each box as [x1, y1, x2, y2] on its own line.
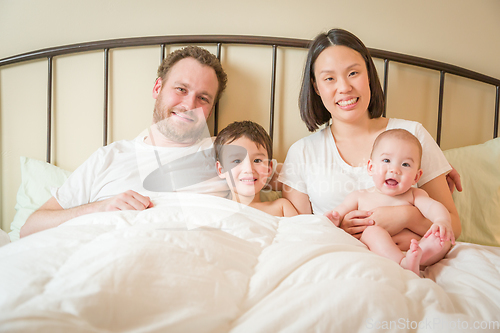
[22, 46, 228, 237]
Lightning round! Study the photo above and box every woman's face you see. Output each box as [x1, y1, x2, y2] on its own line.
[313, 45, 371, 123]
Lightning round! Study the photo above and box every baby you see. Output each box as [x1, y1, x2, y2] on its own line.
[325, 129, 454, 275]
[214, 121, 297, 217]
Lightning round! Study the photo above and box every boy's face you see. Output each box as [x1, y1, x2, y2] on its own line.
[367, 136, 423, 196]
[216, 136, 272, 200]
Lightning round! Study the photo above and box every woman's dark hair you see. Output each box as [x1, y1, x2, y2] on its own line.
[299, 28, 385, 131]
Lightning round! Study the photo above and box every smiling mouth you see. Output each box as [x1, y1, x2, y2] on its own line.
[172, 111, 195, 122]
[385, 179, 399, 186]
[240, 178, 257, 184]
[337, 97, 358, 107]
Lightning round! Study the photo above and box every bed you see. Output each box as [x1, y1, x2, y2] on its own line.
[0, 35, 499, 332]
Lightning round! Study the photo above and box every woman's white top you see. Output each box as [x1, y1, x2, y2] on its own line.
[278, 118, 451, 215]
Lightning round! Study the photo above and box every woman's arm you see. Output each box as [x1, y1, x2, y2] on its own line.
[352, 173, 461, 240]
[341, 206, 431, 239]
[419, 174, 461, 238]
[282, 184, 312, 214]
[446, 165, 463, 193]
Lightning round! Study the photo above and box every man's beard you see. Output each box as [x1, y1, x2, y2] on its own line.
[152, 102, 209, 144]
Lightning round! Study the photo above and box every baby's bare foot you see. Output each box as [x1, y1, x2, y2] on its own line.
[419, 231, 449, 266]
[400, 239, 422, 275]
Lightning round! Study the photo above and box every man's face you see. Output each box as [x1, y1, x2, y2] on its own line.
[152, 57, 219, 144]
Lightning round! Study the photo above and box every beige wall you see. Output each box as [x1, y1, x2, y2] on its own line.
[1, 0, 500, 232]
[2, 0, 499, 79]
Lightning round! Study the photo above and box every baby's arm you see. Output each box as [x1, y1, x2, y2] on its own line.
[324, 191, 360, 227]
[412, 188, 455, 244]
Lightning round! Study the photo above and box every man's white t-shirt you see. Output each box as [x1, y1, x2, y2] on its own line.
[52, 134, 229, 209]
[278, 118, 451, 215]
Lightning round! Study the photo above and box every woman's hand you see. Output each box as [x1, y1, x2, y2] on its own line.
[339, 210, 374, 239]
[446, 165, 463, 193]
[340, 206, 432, 240]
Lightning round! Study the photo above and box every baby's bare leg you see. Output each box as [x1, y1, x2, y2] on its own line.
[419, 231, 451, 267]
[362, 226, 422, 275]
[361, 225, 405, 264]
[391, 229, 422, 251]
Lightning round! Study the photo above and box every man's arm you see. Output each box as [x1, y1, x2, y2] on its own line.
[21, 191, 153, 238]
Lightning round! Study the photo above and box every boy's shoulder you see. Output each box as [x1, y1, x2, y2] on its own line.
[251, 197, 298, 217]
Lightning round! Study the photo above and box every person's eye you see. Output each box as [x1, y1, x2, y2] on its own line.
[325, 77, 334, 82]
[382, 158, 390, 163]
[176, 87, 186, 93]
[349, 71, 358, 77]
[254, 158, 263, 163]
[199, 96, 210, 104]
[402, 162, 411, 167]
[232, 159, 241, 164]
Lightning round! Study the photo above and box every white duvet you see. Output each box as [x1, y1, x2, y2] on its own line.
[0, 193, 499, 333]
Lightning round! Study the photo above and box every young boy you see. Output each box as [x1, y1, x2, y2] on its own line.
[214, 121, 298, 217]
[325, 129, 455, 275]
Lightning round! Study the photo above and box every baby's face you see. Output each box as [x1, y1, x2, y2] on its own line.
[368, 137, 422, 196]
[217, 136, 271, 199]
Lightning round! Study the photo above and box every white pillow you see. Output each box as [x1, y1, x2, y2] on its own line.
[9, 157, 71, 241]
[443, 137, 500, 247]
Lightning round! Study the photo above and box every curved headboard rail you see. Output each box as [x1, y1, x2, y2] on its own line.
[0, 35, 311, 66]
[1, 35, 499, 162]
[1, 35, 499, 86]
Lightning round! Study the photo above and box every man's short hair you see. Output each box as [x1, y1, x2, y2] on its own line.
[214, 121, 273, 164]
[157, 46, 228, 103]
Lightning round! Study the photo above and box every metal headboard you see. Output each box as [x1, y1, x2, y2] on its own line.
[1, 35, 499, 163]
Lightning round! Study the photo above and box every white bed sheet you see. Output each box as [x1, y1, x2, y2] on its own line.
[0, 193, 499, 333]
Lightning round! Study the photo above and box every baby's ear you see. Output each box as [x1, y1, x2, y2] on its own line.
[414, 168, 423, 184]
[367, 159, 374, 175]
[216, 161, 226, 179]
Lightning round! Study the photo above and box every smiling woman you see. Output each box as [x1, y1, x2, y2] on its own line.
[313, 46, 371, 121]
[279, 28, 460, 247]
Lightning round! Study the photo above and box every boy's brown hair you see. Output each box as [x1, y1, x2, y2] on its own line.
[214, 121, 273, 164]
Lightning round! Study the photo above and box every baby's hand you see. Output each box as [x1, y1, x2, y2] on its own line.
[424, 220, 455, 245]
[324, 210, 341, 227]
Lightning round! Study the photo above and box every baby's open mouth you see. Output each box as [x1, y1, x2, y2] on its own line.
[385, 179, 399, 186]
